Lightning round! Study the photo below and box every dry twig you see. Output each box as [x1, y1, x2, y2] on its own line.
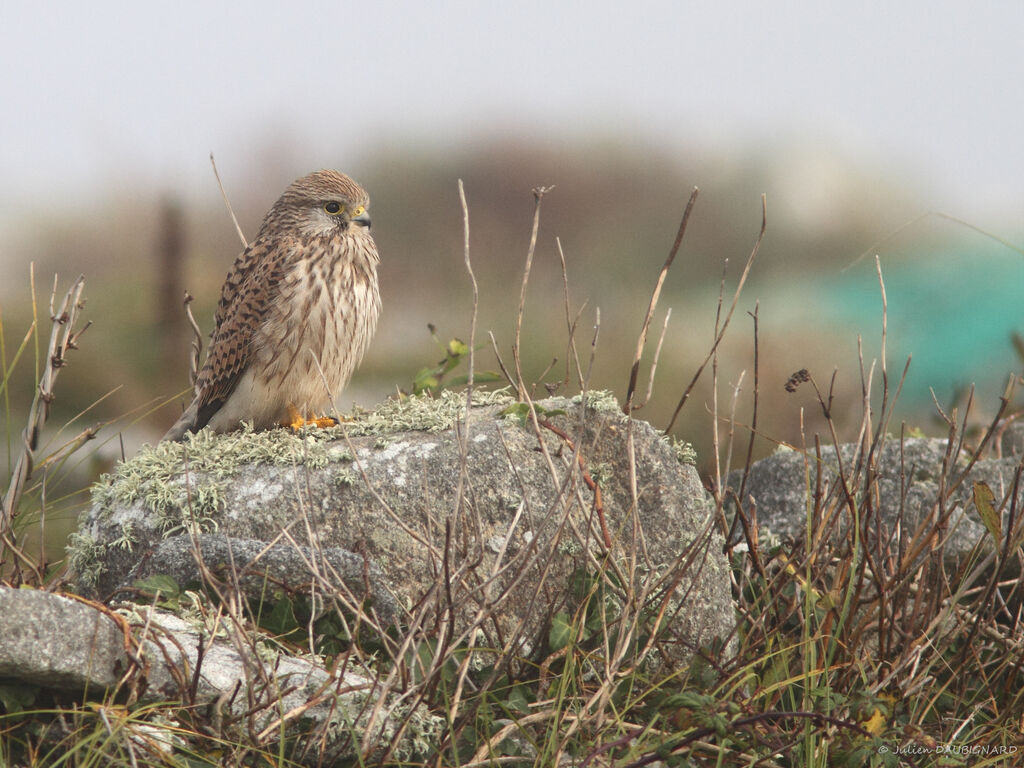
[2, 274, 90, 556]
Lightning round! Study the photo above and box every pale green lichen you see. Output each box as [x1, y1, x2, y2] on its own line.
[159, 508, 219, 538]
[66, 531, 106, 590]
[321, 696, 442, 760]
[110, 520, 137, 550]
[588, 461, 612, 486]
[88, 391, 519, 535]
[570, 389, 623, 415]
[110, 391, 514, 496]
[668, 436, 697, 466]
[332, 468, 356, 487]
[501, 492, 522, 510]
[329, 387, 514, 437]
[557, 539, 582, 556]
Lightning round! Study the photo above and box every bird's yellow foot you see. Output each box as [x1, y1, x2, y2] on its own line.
[284, 404, 339, 430]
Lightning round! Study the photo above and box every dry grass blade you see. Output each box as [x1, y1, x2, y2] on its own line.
[842, 210, 1024, 272]
[458, 180, 478, 394]
[184, 291, 203, 389]
[665, 194, 767, 433]
[625, 186, 698, 414]
[640, 307, 671, 409]
[557, 237, 586, 391]
[454, 179, 479, 521]
[209, 152, 247, 249]
[512, 185, 553, 399]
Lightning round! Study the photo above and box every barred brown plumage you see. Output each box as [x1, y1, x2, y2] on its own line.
[162, 170, 381, 441]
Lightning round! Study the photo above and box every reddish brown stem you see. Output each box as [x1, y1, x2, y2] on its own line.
[538, 418, 612, 549]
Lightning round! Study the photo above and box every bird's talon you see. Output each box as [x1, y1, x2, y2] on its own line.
[283, 404, 338, 431]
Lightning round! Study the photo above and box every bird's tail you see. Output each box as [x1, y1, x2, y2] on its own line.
[161, 400, 199, 442]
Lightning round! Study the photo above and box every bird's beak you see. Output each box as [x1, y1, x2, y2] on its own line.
[353, 211, 372, 229]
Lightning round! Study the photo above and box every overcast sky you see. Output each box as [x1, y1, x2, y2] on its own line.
[2, 1, 1023, 226]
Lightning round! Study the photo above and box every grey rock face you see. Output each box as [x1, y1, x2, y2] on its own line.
[0, 587, 126, 691]
[72, 392, 733, 662]
[0, 586, 439, 762]
[132, 606, 440, 762]
[733, 435, 1024, 567]
[129, 534, 404, 624]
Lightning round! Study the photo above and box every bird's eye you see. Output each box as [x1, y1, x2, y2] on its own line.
[324, 201, 344, 215]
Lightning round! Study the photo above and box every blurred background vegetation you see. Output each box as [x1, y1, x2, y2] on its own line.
[4, 135, 1022, 474]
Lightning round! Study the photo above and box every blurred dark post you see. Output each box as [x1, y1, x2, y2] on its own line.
[155, 197, 186, 379]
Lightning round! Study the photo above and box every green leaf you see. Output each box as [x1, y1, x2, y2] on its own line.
[549, 612, 574, 651]
[973, 481, 1002, 544]
[499, 402, 531, 426]
[259, 596, 300, 637]
[0, 682, 38, 713]
[412, 368, 440, 395]
[133, 574, 181, 608]
[447, 338, 469, 358]
[506, 684, 532, 714]
[133, 573, 180, 595]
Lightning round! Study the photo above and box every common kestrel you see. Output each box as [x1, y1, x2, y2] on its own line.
[163, 170, 381, 441]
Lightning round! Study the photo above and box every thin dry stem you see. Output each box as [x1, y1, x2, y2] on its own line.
[512, 186, 553, 399]
[2, 274, 89, 558]
[488, 330, 516, 388]
[640, 307, 671, 409]
[184, 291, 203, 389]
[209, 152, 247, 249]
[556, 237, 585, 390]
[665, 194, 767, 432]
[625, 187, 699, 414]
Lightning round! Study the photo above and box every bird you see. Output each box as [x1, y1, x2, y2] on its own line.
[162, 170, 381, 441]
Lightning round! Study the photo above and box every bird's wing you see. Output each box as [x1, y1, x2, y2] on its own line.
[191, 237, 294, 430]
[212, 244, 263, 330]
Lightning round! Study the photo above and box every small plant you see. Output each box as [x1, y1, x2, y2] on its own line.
[410, 325, 501, 396]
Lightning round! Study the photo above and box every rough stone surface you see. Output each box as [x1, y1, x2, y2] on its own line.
[0, 586, 438, 762]
[128, 534, 403, 624]
[0, 586, 126, 691]
[1000, 421, 1024, 458]
[733, 435, 1024, 566]
[133, 606, 440, 762]
[72, 392, 733, 663]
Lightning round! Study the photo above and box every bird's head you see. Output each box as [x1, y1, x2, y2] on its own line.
[263, 169, 372, 239]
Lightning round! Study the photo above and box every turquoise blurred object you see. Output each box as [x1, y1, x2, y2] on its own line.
[825, 243, 1024, 407]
